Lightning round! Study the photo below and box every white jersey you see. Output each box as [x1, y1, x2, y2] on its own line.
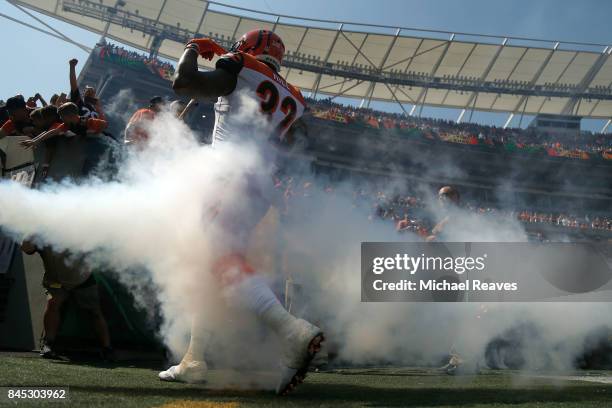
[209, 52, 307, 253]
[212, 51, 306, 146]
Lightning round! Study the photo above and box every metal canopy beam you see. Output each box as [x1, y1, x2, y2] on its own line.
[504, 43, 559, 127]
[533, 51, 579, 115]
[339, 30, 379, 70]
[145, 0, 168, 49]
[458, 38, 507, 116]
[0, 11, 91, 51]
[468, 92, 479, 122]
[195, 2, 210, 35]
[412, 34, 454, 114]
[457, 91, 479, 123]
[441, 42, 477, 106]
[271, 15, 280, 33]
[561, 46, 611, 115]
[335, 28, 409, 114]
[230, 17, 242, 41]
[365, 28, 401, 108]
[391, 38, 424, 105]
[318, 78, 353, 92]
[312, 23, 343, 99]
[9, 1, 90, 53]
[329, 79, 366, 100]
[11, 0, 612, 117]
[200, 0, 611, 48]
[340, 33, 369, 95]
[284, 27, 308, 80]
[489, 46, 529, 110]
[518, 95, 529, 127]
[587, 79, 612, 117]
[383, 40, 448, 71]
[394, 86, 417, 104]
[416, 86, 429, 117]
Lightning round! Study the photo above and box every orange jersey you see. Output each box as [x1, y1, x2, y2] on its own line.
[52, 118, 107, 136]
[124, 108, 156, 144]
[213, 51, 306, 145]
[127, 108, 156, 125]
[0, 120, 15, 136]
[87, 118, 108, 134]
[1, 119, 35, 136]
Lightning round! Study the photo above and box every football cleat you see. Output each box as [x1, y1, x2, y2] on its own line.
[158, 361, 208, 383]
[99, 346, 116, 363]
[310, 337, 329, 369]
[441, 352, 464, 375]
[276, 318, 324, 395]
[40, 340, 61, 360]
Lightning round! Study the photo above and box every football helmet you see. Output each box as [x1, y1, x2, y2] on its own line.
[230, 29, 285, 72]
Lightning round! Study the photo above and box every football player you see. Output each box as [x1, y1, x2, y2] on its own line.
[158, 30, 324, 396]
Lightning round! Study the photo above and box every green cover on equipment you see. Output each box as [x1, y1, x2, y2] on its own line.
[57, 272, 163, 350]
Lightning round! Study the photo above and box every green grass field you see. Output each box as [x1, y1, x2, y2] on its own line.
[2, 352, 612, 407]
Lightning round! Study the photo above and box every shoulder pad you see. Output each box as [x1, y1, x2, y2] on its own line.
[287, 84, 306, 107]
[216, 52, 244, 76]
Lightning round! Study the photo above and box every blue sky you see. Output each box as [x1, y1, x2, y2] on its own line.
[0, 0, 610, 131]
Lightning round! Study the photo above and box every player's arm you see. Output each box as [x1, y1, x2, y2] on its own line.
[178, 99, 198, 121]
[431, 216, 449, 235]
[21, 239, 38, 255]
[35, 93, 47, 107]
[0, 120, 15, 139]
[124, 111, 146, 144]
[85, 118, 108, 134]
[69, 59, 79, 93]
[20, 124, 66, 149]
[94, 99, 106, 121]
[173, 40, 236, 98]
[0, 127, 9, 139]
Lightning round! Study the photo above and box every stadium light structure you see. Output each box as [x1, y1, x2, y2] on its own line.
[8, 0, 612, 121]
[56, 0, 612, 100]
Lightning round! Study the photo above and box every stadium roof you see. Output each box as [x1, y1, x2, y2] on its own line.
[11, 0, 612, 119]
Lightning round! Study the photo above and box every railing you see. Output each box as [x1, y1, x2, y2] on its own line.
[309, 112, 612, 162]
[62, 0, 612, 102]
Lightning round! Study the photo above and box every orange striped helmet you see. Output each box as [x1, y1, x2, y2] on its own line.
[230, 29, 285, 72]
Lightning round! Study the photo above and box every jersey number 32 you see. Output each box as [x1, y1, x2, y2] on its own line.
[256, 80, 297, 138]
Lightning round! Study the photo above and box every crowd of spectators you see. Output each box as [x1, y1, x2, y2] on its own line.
[1, 46, 610, 363]
[0, 57, 114, 361]
[0, 59, 110, 180]
[515, 210, 611, 232]
[306, 97, 612, 160]
[0, 48, 200, 359]
[276, 174, 612, 236]
[95, 40, 175, 81]
[88, 41, 612, 161]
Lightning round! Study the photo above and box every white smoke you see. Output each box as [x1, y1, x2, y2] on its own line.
[0, 107, 274, 364]
[103, 88, 137, 125]
[0, 94, 610, 387]
[277, 161, 612, 372]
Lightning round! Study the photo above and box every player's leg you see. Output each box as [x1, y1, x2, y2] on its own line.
[41, 287, 67, 359]
[73, 279, 114, 361]
[159, 317, 212, 383]
[217, 254, 325, 395]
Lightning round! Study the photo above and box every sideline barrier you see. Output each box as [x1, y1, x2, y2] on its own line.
[0, 135, 162, 353]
